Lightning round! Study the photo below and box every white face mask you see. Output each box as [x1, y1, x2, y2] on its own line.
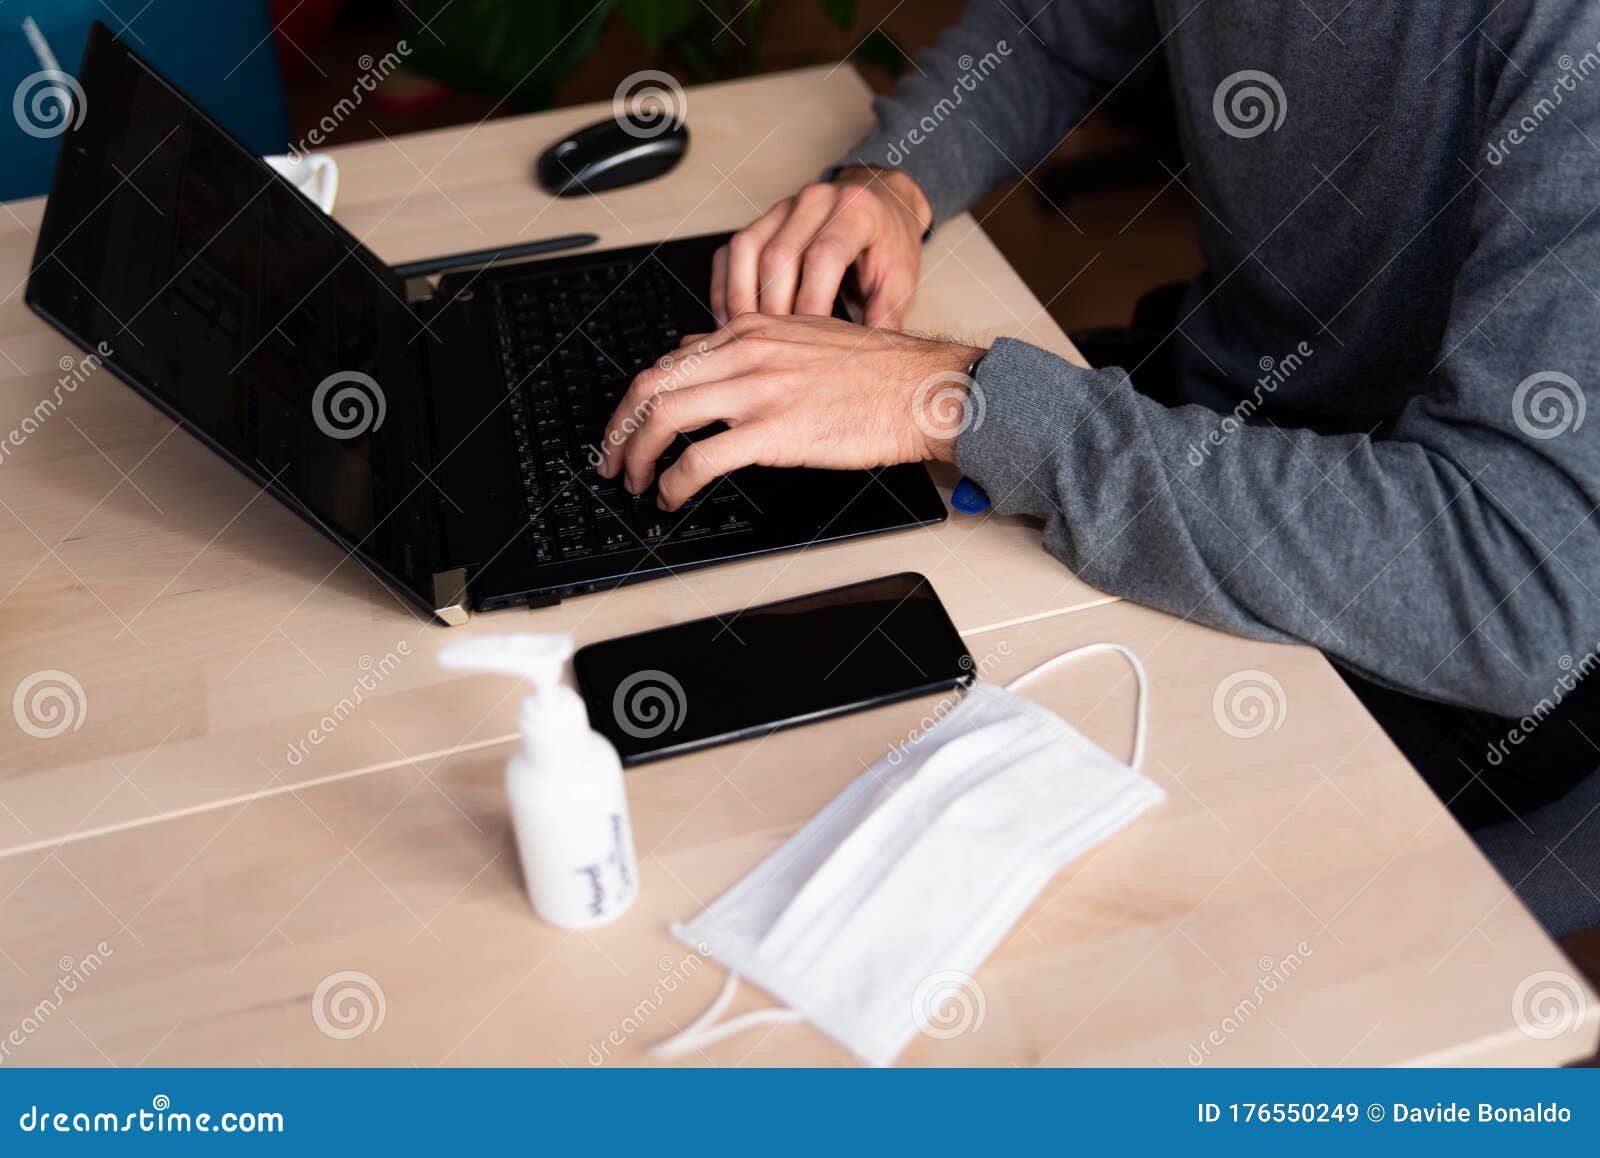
[651, 643, 1165, 1067]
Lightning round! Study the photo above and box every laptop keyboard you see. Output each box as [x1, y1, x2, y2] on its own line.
[492, 257, 760, 567]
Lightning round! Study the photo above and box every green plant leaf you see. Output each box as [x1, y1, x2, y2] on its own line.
[817, 0, 858, 30]
[674, 35, 718, 81]
[620, 0, 700, 52]
[403, 0, 622, 110]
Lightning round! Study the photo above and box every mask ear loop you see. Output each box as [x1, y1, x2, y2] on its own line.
[1002, 642, 1149, 771]
[649, 972, 803, 1060]
[653, 643, 1148, 1061]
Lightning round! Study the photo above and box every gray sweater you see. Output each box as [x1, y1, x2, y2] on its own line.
[843, 0, 1600, 717]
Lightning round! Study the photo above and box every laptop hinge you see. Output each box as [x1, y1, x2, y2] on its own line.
[431, 568, 471, 626]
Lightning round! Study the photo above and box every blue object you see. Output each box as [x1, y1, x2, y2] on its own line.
[0, 1068, 1595, 1151]
[951, 476, 991, 514]
[1, 2, 289, 201]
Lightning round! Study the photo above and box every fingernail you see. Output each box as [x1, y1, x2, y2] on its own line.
[656, 494, 667, 510]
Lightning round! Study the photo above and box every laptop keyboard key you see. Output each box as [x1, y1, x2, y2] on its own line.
[632, 507, 669, 542]
[595, 517, 632, 553]
[557, 531, 593, 560]
[492, 260, 762, 569]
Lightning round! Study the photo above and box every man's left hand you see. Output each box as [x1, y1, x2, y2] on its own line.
[596, 313, 987, 511]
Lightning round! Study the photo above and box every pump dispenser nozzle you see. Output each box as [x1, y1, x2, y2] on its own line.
[438, 634, 589, 762]
[437, 633, 638, 929]
[437, 633, 571, 690]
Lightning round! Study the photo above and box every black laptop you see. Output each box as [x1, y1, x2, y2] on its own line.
[25, 23, 946, 624]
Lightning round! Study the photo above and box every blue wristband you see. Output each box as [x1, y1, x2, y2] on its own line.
[950, 353, 991, 513]
[952, 477, 991, 514]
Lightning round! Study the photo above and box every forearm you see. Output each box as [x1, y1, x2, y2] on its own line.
[837, 0, 1159, 227]
[956, 340, 1593, 717]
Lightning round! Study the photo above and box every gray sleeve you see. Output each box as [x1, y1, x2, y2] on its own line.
[837, 1, 1161, 228]
[955, 45, 1600, 719]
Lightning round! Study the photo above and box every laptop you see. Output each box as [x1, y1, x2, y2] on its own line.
[25, 23, 946, 624]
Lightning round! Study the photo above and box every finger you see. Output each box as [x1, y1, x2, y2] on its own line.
[667, 312, 771, 360]
[681, 313, 849, 356]
[793, 210, 875, 318]
[863, 268, 915, 330]
[599, 363, 679, 477]
[664, 333, 732, 366]
[656, 423, 770, 511]
[600, 337, 772, 479]
[725, 204, 788, 320]
[621, 382, 753, 493]
[708, 245, 729, 325]
[596, 403, 637, 478]
[659, 335, 772, 389]
[757, 186, 837, 316]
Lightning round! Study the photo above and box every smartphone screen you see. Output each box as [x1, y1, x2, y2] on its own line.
[573, 572, 972, 765]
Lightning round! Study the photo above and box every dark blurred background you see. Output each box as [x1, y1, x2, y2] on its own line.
[1, 0, 1200, 336]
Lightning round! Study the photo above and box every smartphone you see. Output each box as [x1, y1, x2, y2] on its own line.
[573, 572, 972, 765]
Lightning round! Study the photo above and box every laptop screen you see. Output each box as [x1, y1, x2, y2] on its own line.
[26, 24, 439, 609]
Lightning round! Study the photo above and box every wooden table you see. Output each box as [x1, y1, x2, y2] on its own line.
[0, 65, 1594, 1067]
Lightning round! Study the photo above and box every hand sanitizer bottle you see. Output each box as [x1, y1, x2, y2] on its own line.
[438, 634, 638, 929]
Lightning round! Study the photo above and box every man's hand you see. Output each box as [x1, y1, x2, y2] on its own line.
[596, 313, 986, 511]
[710, 167, 932, 329]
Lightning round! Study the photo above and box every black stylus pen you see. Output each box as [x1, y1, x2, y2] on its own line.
[391, 232, 600, 278]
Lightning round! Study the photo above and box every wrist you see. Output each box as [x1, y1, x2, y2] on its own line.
[912, 343, 990, 464]
[835, 165, 934, 236]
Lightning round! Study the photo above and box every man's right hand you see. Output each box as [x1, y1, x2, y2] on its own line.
[709, 166, 933, 330]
